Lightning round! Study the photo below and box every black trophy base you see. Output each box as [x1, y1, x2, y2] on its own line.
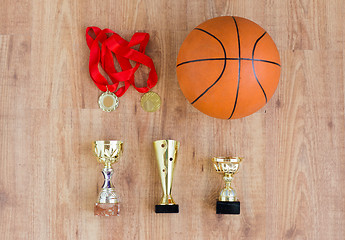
[216, 201, 240, 214]
[155, 204, 179, 213]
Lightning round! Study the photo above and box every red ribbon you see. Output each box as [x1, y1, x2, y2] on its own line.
[86, 27, 157, 97]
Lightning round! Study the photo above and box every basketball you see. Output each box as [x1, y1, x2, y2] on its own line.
[176, 16, 281, 119]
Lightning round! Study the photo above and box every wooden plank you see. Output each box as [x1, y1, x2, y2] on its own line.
[0, 0, 344, 239]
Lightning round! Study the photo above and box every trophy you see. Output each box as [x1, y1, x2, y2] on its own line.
[92, 140, 123, 216]
[153, 139, 180, 213]
[212, 157, 243, 214]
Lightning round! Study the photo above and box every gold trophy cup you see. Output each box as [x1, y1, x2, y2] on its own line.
[153, 139, 179, 213]
[212, 157, 243, 214]
[93, 140, 123, 216]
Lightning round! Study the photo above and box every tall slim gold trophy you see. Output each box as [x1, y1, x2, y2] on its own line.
[153, 139, 179, 213]
[212, 156, 243, 214]
[93, 140, 123, 216]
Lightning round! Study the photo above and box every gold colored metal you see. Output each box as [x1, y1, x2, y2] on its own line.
[141, 91, 161, 112]
[212, 157, 243, 202]
[98, 91, 119, 112]
[153, 140, 179, 205]
[93, 140, 123, 216]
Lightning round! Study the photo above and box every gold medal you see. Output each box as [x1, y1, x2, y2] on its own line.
[140, 91, 161, 112]
[98, 91, 119, 112]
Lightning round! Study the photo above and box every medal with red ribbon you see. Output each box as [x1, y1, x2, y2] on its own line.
[86, 27, 160, 112]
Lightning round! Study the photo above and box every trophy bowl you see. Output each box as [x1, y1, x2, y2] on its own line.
[92, 140, 123, 216]
[213, 157, 242, 175]
[212, 156, 243, 214]
[93, 140, 122, 167]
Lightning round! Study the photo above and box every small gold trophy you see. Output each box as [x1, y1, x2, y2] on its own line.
[93, 140, 123, 216]
[153, 139, 179, 213]
[212, 157, 243, 214]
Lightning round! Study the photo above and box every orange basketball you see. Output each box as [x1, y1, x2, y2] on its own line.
[176, 16, 281, 119]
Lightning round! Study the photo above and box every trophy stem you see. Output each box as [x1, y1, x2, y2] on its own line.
[224, 173, 233, 189]
[98, 164, 118, 204]
[219, 172, 237, 202]
[101, 166, 115, 190]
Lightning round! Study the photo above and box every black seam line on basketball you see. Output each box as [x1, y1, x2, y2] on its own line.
[176, 58, 281, 67]
[252, 32, 268, 103]
[228, 16, 240, 119]
[190, 28, 227, 105]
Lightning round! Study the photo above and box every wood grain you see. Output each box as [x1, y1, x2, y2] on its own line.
[0, 0, 344, 239]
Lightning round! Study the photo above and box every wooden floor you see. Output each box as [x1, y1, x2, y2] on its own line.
[0, 0, 344, 239]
